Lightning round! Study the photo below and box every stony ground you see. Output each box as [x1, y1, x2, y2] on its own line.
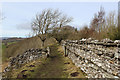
[4, 44, 86, 78]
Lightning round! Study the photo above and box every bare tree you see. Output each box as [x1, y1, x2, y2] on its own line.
[90, 6, 105, 33]
[105, 11, 118, 40]
[31, 9, 72, 47]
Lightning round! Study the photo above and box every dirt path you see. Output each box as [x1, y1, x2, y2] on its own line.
[9, 44, 86, 78]
[31, 44, 67, 78]
[30, 44, 86, 78]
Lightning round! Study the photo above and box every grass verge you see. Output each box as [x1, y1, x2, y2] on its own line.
[5, 43, 86, 78]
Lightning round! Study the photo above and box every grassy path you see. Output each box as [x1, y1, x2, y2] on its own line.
[9, 43, 86, 78]
[32, 44, 68, 78]
[30, 44, 86, 78]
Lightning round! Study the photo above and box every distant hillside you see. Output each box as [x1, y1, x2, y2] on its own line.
[0, 37, 17, 40]
[0, 37, 9, 40]
[3, 36, 57, 61]
[2, 37, 25, 43]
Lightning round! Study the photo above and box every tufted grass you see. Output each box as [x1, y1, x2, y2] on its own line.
[7, 44, 86, 78]
[2, 36, 57, 72]
[2, 42, 16, 62]
[2, 36, 57, 61]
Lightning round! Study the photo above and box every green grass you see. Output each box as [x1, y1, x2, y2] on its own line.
[2, 43, 7, 62]
[7, 44, 86, 78]
[8, 42, 16, 45]
[3, 38, 86, 78]
[2, 43, 6, 52]
[3, 37, 57, 61]
[2, 42, 17, 62]
[2, 42, 17, 53]
[30, 44, 68, 78]
[2, 36, 57, 73]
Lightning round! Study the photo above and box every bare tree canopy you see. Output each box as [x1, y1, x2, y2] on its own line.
[31, 9, 73, 36]
[31, 9, 73, 47]
[90, 6, 105, 33]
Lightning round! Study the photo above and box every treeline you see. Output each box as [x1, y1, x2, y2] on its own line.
[47, 7, 120, 42]
[31, 7, 120, 44]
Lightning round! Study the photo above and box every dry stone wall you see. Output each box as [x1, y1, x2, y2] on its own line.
[62, 38, 120, 78]
[3, 47, 50, 75]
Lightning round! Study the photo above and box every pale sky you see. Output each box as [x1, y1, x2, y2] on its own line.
[1, 2, 118, 37]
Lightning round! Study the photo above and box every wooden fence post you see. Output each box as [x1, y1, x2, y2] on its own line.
[47, 47, 50, 58]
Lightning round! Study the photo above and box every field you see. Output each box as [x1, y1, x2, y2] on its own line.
[2, 42, 16, 62]
[2, 36, 57, 70]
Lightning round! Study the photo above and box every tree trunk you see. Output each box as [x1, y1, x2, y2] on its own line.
[38, 35, 46, 48]
[42, 41, 44, 48]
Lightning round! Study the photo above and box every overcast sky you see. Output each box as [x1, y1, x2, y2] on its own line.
[1, 2, 118, 37]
